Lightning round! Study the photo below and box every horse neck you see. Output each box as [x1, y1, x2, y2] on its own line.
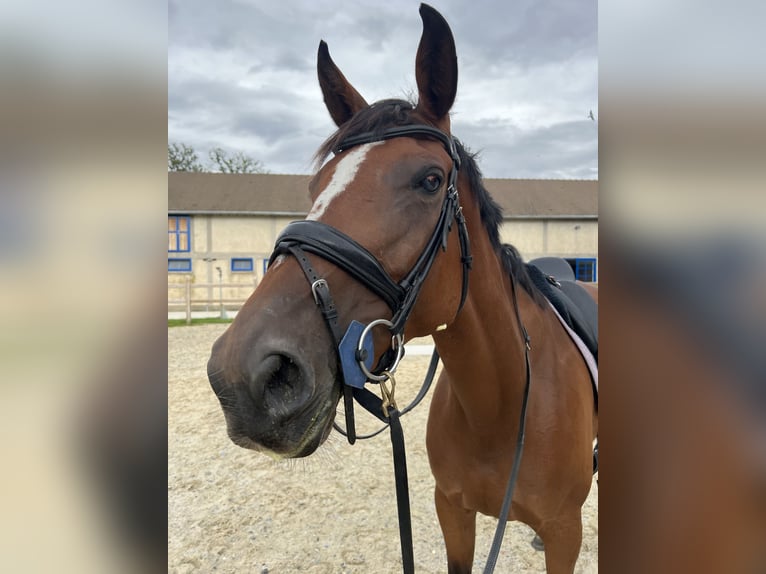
[432, 214, 546, 430]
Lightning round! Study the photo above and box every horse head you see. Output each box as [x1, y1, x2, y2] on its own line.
[207, 4, 468, 458]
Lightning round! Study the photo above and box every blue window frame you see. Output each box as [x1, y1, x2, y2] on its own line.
[263, 258, 270, 274]
[566, 258, 597, 282]
[168, 258, 192, 272]
[231, 257, 254, 272]
[168, 215, 191, 252]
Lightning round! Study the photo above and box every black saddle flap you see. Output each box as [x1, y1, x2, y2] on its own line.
[558, 281, 598, 357]
[526, 262, 598, 362]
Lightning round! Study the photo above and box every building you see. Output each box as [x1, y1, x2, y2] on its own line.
[168, 173, 597, 311]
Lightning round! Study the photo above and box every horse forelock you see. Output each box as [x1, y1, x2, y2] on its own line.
[313, 98, 546, 307]
[314, 99, 419, 169]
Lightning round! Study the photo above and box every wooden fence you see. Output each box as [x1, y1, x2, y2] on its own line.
[168, 278, 258, 324]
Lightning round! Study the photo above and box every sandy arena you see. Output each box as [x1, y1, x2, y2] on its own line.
[169, 324, 597, 573]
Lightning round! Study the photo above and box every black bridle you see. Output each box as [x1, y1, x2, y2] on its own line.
[266, 124, 530, 574]
[266, 124, 471, 573]
[269, 124, 472, 443]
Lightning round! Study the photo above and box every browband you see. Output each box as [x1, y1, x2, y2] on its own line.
[334, 125, 461, 169]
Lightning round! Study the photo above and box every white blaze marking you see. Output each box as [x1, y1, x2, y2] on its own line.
[268, 254, 285, 271]
[306, 142, 381, 220]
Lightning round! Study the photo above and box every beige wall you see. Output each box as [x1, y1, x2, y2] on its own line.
[168, 215, 304, 309]
[169, 214, 598, 309]
[169, 215, 299, 280]
[499, 219, 598, 261]
[211, 216, 273, 253]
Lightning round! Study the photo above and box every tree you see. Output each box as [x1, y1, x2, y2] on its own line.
[208, 147, 268, 174]
[168, 142, 203, 172]
[168, 142, 268, 173]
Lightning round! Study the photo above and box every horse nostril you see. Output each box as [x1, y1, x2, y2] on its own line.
[249, 353, 310, 411]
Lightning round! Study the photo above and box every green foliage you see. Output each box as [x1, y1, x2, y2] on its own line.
[208, 147, 268, 174]
[168, 142, 268, 174]
[168, 142, 204, 172]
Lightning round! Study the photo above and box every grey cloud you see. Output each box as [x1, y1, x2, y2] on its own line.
[443, 0, 597, 69]
[169, 0, 597, 178]
[233, 111, 304, 145]
[455, 118, 598, 179]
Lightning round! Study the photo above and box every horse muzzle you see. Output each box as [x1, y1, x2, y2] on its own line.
[207, 332, 341, 458]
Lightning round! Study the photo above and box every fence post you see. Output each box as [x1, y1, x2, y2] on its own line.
[185, 278, 192, 325]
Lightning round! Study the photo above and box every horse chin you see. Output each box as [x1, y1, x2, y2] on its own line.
[225, 383, 339, 460]
[283, 394, 338, 458]
[290, 406, 337, 458]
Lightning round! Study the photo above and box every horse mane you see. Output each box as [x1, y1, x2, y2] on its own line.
[315, 98, 547, 308]
[455, 140, 548, 308]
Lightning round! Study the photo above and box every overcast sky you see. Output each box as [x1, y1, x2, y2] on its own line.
[168, 0, 597, 179]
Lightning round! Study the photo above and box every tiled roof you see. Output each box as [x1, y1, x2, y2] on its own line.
[168, 173, 597, 218]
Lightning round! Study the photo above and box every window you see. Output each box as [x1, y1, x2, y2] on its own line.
[168, 258, 192, 272]
[231, 257, 254, 272]
[168, 215, 191, 252]
[565, 258, 597, 282]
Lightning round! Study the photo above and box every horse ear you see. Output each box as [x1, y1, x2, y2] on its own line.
[414, 3, 458, 126]
[317, 40, 369, 127]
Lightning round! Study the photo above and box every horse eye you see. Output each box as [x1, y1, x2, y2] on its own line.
[421, 173, 442, 193]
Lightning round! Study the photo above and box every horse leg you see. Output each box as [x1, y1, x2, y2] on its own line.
[435, 486, 476, 574]
[537, 512, 583, 574]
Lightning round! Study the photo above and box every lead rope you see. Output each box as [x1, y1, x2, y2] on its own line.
[286, 244, 415, 573]
[334, 371, 417, 573]
[483, 270, 532, 573]
[387, 400, 415, 574]
[352, 371, 415, 574]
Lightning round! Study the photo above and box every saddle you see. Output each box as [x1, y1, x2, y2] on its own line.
[527, 258, 598, 363]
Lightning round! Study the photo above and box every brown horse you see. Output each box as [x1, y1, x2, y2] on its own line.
[207, 4, 597, 573]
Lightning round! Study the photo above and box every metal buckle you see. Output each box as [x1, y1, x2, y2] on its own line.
[545, 274, 561, 288]
[311, 279, 328, 305]
[356, 319, 404, 382]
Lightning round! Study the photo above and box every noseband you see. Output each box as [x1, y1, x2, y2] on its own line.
[268, 124, 472, 442]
